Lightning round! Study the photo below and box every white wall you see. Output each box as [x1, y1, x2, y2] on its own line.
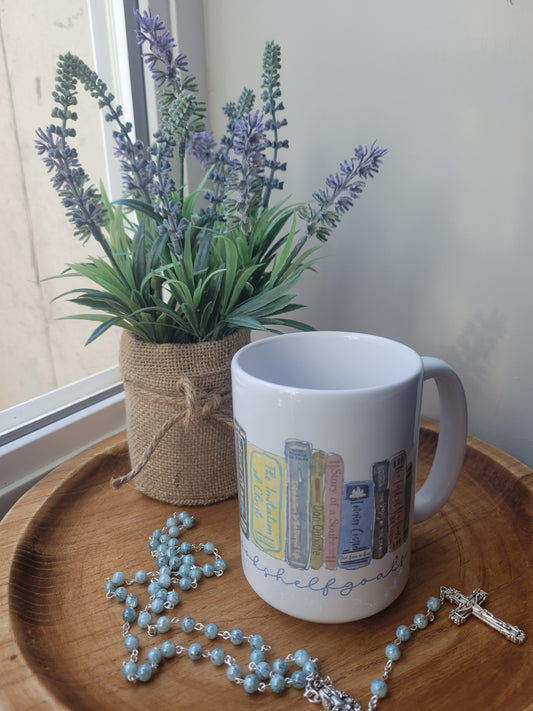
[202, 0, 533, 466]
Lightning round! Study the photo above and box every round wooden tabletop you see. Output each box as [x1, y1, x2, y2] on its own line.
[1, 420, 532, 710]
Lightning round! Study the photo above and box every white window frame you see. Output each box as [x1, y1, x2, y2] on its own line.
[0, 0, 207, 519]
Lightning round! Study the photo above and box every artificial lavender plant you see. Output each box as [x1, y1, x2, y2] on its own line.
[35, 9, 386, 344]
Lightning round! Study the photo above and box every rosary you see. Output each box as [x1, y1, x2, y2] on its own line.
[105, 511, 526, 710]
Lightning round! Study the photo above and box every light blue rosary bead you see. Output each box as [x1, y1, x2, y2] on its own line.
[255, 661, 271, 680]
[169, 556, 181, 571]
[156, 616, 171, 633]
[147, 582, 161, 596]
[147, 648, 163, 665]
[105, 581, 115, 594]
[370, 678, 388, 698]
[124, 634, 139, 651]
[148, 539, 159, 551]
[137, 611, 152, 629]
[182, 516, 195, 529]
[302, 659, 318, 676]
[385, 643, 401, 661]
[210, 647, 226, 666]
[160, 533, 170, 543]
[168, 537, 179, 548]
[396, 625, 411, 642]
[243, 673, 260, 693]
[161, 640, 176, 658]
[291, 670, 307, 689]
[155, 589, 168, 601]
[190, 568, 202, 582]
[166, 516, 178, 529]
[249, 634, 264, 650]
[182, 554, 196, 567]
[427, 596, 441, 612]
[122, 661, 138, 680]
[214, 558, 227, 572]
[230, 628, 244, 645]
[227, 663, 243, 681]
[137, 662, 153, 682]
[152, 528, 163, 539]
[113, 586, 128, 602]
[203, 563, 215, 577]
[156, 554, 169, 567]
[188, 642, 203, 660]
[151, 598, 165, 614]
[294, 649, 310, 667]
[180, 541, 192, 554]
[250, 649, 264, 664]
[158, 573, 171, 589]
[204, 541, 216, 555]
[134, 570, 147, 584]
[168, 525, 180, 538]
[125, 593, 139, 608]
[122, 607, 136, 624]
[111, 571, 126, 586]
[179, 576, 193, 591]
[178, 563, 191, 577]
[205, 623, 219, 640]
[166, 590, 180, 606]
[414, 613, 429, 629]
[181, 616, 196, 633]
[178, 511, 189, 523]
[272, 658, 288, 675]
[270, 672, 286, 693]
[157, 543, 168, 554]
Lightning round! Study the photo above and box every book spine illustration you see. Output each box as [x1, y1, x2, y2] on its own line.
[388, 450, 407, 551]
[234, 420, 249, 538]
[403, 460, 413, 544]
[338, 481, 374, 569]
[285, 439, 313, 570]
[310, 450, 326, 570]
[249, 445, 286, 559]
[372, 459, 389, 559]
[323, 453, 344, 570]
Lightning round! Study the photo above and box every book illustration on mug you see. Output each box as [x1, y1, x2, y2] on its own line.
[234, 421, 410, 572]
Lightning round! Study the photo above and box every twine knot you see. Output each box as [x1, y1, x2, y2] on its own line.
[110, 376, 234, 490]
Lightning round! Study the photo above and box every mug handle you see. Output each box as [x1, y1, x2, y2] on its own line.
[413, 357, 468, 523]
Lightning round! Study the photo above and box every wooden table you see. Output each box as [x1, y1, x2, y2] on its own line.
[1, 420, 532, 710]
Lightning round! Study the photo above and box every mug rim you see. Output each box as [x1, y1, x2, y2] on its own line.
[232, 330, 422, 393]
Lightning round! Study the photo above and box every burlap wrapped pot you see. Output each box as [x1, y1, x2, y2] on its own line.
[112, 329, 250, 505]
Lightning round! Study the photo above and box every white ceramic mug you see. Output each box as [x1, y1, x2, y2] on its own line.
[231, 332, 467, 622]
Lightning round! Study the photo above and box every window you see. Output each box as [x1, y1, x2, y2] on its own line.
[0, 0, 162, 516]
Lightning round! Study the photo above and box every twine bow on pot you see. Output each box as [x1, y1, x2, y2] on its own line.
[112, 329, 250, 505]
[111, 376, 234, 490]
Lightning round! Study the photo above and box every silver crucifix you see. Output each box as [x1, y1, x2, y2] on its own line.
[304, 674, 362, 710]
[441, 586, 526, 645]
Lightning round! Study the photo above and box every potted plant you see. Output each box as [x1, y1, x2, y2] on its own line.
[35, 9, 386, 505]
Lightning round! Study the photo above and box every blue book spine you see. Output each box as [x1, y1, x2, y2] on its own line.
[285, 439, 313, 570]
[338, 481, 374, 569]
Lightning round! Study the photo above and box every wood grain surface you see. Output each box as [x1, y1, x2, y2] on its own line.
[1, 420, 531, 711]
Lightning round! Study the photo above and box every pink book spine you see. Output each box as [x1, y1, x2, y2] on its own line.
[322, 453, 344, 570]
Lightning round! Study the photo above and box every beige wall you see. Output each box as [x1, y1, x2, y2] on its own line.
[203, 0, 533, 467]
[0, 1, 119, 410]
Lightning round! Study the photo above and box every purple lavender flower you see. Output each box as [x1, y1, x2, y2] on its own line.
[35, 125, 107, 241]
[186, 129, 217, 169]
[134, 9, 188, 88]
[228, 110, 266, 195]
[295, 141, 387, 252]
[113, 124, 154, 198]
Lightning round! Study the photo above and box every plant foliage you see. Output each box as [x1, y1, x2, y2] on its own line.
[35, 10, 386, 344]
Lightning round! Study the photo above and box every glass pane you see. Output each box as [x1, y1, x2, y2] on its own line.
[0, 0, 121, 410]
